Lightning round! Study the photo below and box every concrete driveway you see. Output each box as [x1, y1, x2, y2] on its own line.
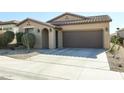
[0, 48, 123, 80]
[36, 48, 108, 62]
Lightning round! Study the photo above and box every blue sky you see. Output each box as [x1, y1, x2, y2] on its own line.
[0, 12, 123, 34]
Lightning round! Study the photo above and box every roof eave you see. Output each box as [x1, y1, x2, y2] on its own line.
[52, 20, 112, 26]
[17, 18, 55, 28]
[47, 12, 86, 23]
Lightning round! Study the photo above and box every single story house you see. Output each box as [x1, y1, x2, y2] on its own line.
[0, 20, 19, 44]
[0, 20, 19, 33]
[117, 28, 124, 38]
[17, 12, 112, 49]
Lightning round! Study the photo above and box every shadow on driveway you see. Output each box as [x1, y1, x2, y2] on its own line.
[0, 48, 105, 59]
[37, 48, 105, 58]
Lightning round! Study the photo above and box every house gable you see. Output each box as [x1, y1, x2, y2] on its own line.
[47, 13, 112, 26]
[17, 18, 54, 28]
[18, 18, 55, 34]
[47, 12, 85, 22]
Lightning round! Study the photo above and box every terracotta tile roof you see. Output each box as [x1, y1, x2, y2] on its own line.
[17, 18, 55, 28]
[47, 12, 86, 23]
[0, 20, 19, 25]
[48, 13, 112, 26]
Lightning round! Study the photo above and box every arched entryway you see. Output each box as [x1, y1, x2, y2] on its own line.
[42, 28, 49, 48]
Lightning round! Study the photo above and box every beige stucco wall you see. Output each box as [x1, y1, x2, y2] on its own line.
[49, 28, 56, 49]
[60, 22, 110, 49]
[0, 30, 6, 32]
[18, 20, 56, 49]
[58, 31, 63, 48]
[103, 22, 110, 49]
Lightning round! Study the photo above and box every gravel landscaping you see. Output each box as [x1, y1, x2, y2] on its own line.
[106, 46, 124, 72]
[0, 49, 40, 59]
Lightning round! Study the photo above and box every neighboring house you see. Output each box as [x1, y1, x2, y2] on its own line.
[17, 12, 112, 49]
[0, 20, 19, 33]
[111, 32, 117, 37]
[117, 28, 124, 38]
[0, 20, 19, 44]
[110, 32, 117, 39]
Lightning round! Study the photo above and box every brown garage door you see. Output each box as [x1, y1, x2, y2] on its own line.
[63, 30, 103, 48]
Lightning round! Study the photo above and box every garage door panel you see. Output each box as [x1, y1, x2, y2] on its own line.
[63, 31, 103, 48]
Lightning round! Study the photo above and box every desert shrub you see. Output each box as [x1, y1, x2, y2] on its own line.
[4, 31, 15, 43]
[21, 33, 35, 49]
[109, 35, 121, 57]
[111, 35, 117, 43]
[111, 35, 123, 45]
[16, 32, 23, 45]
[0, 31, 15, 48]
[118, 37, 123, 45]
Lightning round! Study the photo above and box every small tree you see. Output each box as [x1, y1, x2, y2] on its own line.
[16, 32, 23, 45]
[21, 33, 35, 50]
[110, 35, 121, 58]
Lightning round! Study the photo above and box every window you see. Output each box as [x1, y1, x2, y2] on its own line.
[25, 28, 34, 33]
[25, 28, 29, 33]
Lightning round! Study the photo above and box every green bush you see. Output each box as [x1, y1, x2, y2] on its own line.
[16, 32, 23, 45]
[21, 33, 35, 49]
[111, 35, 123, 45]
[110, 35, 121, 55]
[118, 37, 123, 45]
[111, 35, 117, 43]
[4, 31, 15, 43]
[0, 33, 5, 48]
[0, 31, 15, 48]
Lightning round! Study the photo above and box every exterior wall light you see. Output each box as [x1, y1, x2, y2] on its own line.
[37, 29, 40, 33]
[50, 28, 52, 32]
[106, 27, 109, 31]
